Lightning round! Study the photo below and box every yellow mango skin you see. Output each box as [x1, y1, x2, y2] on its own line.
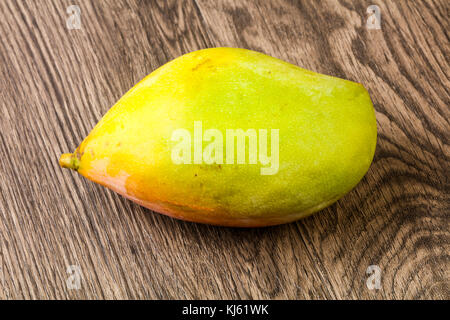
[60, 48, 377, 227]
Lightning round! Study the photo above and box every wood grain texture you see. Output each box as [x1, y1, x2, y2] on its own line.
[0, 0, 448, 299]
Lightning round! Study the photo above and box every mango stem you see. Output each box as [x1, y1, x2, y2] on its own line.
[59, 153, 80, 171]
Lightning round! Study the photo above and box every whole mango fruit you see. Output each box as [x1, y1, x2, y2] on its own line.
[60, 48, 377, 227]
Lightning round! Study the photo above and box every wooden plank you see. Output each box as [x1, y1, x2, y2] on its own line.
[0, 0, 448, 299]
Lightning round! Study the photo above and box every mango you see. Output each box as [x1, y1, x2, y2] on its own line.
[59, 48, 377, 227]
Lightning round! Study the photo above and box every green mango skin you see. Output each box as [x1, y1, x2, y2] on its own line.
[63, 48, 377, 227]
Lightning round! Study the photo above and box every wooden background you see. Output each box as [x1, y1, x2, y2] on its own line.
[0, 0, 448, 300]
